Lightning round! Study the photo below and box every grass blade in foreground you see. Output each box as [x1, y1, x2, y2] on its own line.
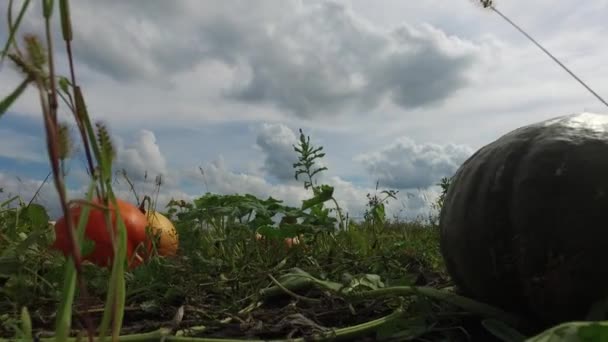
[97, 190, 129, 342]
[0, 78, 30, 117]
[0, 0, 31, 63]
[54, 181, 96, 341]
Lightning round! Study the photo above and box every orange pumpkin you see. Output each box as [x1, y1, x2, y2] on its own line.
[52, 198, 148, 269]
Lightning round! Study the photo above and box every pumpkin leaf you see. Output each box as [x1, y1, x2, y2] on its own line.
[576, 323, 608, 341]
[20, 203, 49, 228]
[524, 321, 608, 342]
[341, 274, 385, 294]
[375, 316, 429, 340]
[482, 319, 527, 342]
[280, 267, 344, 293]
[301, 185, 333, 210]
[259, 272, 314, 299]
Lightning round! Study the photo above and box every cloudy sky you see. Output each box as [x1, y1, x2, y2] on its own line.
[1, 0, 607, 221]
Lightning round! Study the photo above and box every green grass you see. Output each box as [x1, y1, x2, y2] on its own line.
[1, 195, 492, 341]
[0, 193, 603, 341]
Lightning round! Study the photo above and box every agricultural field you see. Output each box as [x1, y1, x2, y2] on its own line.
[0, 188, 464, 341]
[0, 122, 504, 341]
[1, 172, 547, 342]
[0, 133, 594, 341]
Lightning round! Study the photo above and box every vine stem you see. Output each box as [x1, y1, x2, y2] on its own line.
[2, 309, 406, 341]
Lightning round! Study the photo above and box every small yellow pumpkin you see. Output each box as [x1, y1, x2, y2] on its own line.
[145, 211, 179, 257]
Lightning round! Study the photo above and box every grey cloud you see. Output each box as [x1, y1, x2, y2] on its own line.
[255, 123, 299, 182]
[223, 2, 480, 116]
[356, 137, 473, 189]
[33, 0, 481, 118]
[370, 24, 476, 108]
[0, 129, 46, 163]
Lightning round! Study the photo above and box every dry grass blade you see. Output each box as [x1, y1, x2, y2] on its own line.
[474, 0, 608, 108]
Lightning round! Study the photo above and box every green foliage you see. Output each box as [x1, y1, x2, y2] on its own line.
[520, 321, 608, 342]
[429, 176, 453, 226]
[1, 0, 131, 339]
[292, 129, 348, 230]
[293, 128, 328, 192]
[0, 189, 460, 340]
[436, 176, 452, 210]
[363, 181, 398, 228]
[0, 198, 64, 321]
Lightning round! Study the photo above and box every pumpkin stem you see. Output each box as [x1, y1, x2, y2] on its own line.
[139, 195, 151, 214]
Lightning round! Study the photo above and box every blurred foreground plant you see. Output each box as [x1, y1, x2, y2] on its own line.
[1, 0, 135, 340]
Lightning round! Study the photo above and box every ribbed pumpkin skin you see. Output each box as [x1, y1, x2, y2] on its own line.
[439, 112, 608, 328]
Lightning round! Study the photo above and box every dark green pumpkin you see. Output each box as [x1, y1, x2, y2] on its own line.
[439, 112, 608, 327]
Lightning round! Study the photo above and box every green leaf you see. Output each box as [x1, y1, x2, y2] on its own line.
[301, 185, 334, 210]
[256, 225, 285, 239]
[525, 321, 608, 342]
[376, 317, 429, 340]
[21, 203, 49, 228]
[259, 272, 314, 299]
[482, 319, 527, 342]
[280, 267, 344, 293]
[58, 76, 71, 94]
[20, 306, 32, 340]
[372, 203, 386, 224]
[577, 323, 608, 341]
[0, 78, 30, 118]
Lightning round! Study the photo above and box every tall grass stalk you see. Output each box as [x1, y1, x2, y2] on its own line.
[476, 0, 608, 109]
[1, 0, 130, 340]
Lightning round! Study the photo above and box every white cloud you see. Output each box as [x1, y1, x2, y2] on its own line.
[0, 0, 483, 120]
[114, 130, 168, 182]
[1, 0, 607, 225]
[1, 152, 442, 223]
[355, 137, 473, 189]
